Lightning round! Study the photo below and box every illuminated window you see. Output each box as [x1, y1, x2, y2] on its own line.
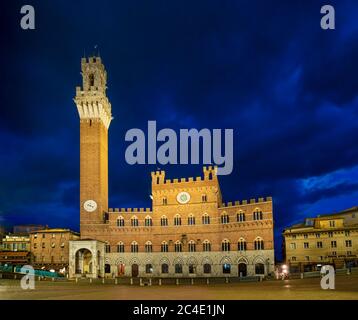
[222, 263, 231, 274]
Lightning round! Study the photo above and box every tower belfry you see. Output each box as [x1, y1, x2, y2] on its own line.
[74, 57, 112, 236]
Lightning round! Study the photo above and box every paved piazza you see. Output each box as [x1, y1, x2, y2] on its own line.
[0, 274, 358, 300]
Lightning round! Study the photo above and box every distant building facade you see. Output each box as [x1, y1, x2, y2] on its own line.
[0, 234, 31, 265]
[283, 206, 358, 272]
[30, 229, 80, 271]
[68, 56, 275, 279]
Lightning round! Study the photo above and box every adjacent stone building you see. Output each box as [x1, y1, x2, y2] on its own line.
[30, 228, 79, 271]
[283, 206, 358, 272]
[69, 56, 275, 279]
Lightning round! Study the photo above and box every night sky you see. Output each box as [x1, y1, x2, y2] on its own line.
[1, 1, 358, 260]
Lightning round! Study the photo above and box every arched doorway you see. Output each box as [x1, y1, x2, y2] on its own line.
[118, 264, 125, 276]
[255, 263, 265, 275]
[132, 264, 139, 277]
[75, 249, 93, 275]
[238, 263, 247, 277]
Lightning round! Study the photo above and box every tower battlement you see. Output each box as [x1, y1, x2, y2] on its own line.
[108, 208, 152, 213]
[219, 197, 273, 208]
[151, 166, 218, 187]
[81, 56, 103, 65]
[74, 56, 112, 129]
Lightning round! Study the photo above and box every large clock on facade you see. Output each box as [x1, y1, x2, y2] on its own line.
[83, 200, 97, 212]
[176, 192, 190, 204]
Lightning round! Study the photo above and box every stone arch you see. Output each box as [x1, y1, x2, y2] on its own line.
[220, 256, 232, 264]
[74, 248, 94, 275]
[252, 255, 265, 265]
[115, 258, 126, 265]
[129, 257, 141, 265]
[237, 256, 249, 264]
[144, 257, 153, 265]
[159, 256, 170, 265]
[201, 256, 213, 265]
[173, 257, 184, 266]
[187, 256, 198, 265]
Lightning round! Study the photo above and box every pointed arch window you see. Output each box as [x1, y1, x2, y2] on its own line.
[131, 241, 139, 253]
[131, 216, 139, 227]
[145, 216, 152, 227]
[161, 215, 168, 226]
[188, 240, 196, 252]
[117, 241, 124, 253]
[221, 239, 231, 252]
[174, 214, 181, 226]
[161, 241, 168, 252]
[174, 241, 182, 252]
[116, 216, 125, 227]
[203, 240, 211, 252]
[237, 211, 245, 222]
[253, 209, 263, 221]
[145, 241, 153, 253]
[254, 237, 264, 250]
[221, 213, 229, 224]
[238, 238, 247, 251]
[188, 214, 196, 225]
[202, 213, 210, 225]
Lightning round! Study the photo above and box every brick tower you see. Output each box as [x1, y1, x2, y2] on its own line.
[74, 56, 112, 237]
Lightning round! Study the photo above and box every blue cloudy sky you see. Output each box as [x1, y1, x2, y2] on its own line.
[1, 0, 358, 259]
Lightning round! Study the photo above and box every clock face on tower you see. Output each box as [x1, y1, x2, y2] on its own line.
[176, 192, 190, 204]
[83, 200, 97, 212]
